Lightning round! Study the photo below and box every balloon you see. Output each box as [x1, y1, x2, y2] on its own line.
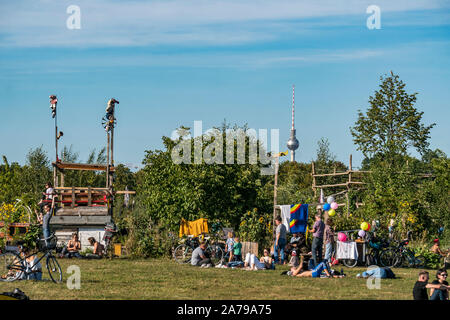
[323, 203, 331, 211]
[338, 232, 347, 242]
[361, 222, 369, 231]
[331, 202, 338, 210]
[366, 223, 371, 231]
[358, 230, 366, 238]
[328, 209, 336, 217]
[327, 196, 335, 204]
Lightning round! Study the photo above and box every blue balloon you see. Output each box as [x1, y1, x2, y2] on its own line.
[323, 203, 331, 211]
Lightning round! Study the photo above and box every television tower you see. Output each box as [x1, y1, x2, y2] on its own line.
[286, 85, 299, 162]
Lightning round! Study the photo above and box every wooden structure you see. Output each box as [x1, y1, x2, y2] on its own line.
[311, 154, 367, 216]
[0, 222, 29, 242]
[47, 98, 134, 248]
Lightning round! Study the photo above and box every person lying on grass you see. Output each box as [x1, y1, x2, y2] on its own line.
[291, 261, 345, 278]
[244, 250, 274, 271]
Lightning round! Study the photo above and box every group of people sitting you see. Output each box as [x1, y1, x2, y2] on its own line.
[58, 232, 105, 259]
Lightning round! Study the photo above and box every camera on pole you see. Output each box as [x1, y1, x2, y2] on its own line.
[50, 95, 58, 118]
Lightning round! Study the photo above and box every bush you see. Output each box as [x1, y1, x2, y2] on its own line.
[124, 206, 177, 258]
[413, 247, 444, 269]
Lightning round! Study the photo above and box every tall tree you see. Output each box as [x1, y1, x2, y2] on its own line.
[351, 72, 435, 163]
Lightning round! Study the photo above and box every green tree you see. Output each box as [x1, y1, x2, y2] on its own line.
[351, 72, 435, 163]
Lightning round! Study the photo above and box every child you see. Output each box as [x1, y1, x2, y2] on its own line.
[232, 236, 242, 262]
[289, 250, 300, 268]
[323, 218, 335, 263]
[225, 232, 235, 263]
[38, 182, 54, 210]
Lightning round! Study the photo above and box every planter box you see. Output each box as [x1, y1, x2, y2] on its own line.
[242, 241, 258, 257]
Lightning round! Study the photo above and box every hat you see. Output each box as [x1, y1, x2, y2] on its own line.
[433, 239, 439, 243]
[292, 250, 297, 256]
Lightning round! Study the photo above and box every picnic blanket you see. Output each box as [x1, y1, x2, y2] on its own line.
[179, 218, 209, 238]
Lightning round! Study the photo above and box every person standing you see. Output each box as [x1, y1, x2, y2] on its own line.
[323, 218, 335, 263]
[274, 216, 287, 264]
[309, 212, 325, 267]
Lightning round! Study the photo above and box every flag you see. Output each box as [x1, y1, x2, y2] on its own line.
[289, 203, 308, 234]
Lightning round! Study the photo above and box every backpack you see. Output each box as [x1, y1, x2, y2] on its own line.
[383, 267, 396, 279]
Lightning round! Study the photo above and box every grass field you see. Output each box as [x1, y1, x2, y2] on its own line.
[1, 258, 424, 300]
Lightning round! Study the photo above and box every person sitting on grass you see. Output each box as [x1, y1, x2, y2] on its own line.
[289, 250, 300, 268]
[429, 269, 448, 300]
[85, 237, 104, 259]
[413, 270, 450, 300]
[191, 241, 213, 268]
[430, 239, 447, 257]
[60, 232, 83, 259]
[260, 248, 275, 269]
[21, 247, 42, 281]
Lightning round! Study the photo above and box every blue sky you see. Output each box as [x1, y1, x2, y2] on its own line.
[0, 0, 449, 170]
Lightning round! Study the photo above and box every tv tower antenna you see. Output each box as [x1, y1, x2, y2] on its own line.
[286, 85, 299, 162]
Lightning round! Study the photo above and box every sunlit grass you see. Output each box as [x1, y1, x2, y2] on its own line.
[1, 258, 423, 300]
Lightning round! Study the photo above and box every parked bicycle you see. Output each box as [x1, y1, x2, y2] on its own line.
[0, 233, 62, 283]
[173, 234, 224, 265]
[380, 239, 425, 268]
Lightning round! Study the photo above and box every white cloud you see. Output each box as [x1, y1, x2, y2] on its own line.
[0, 0, 447, 47]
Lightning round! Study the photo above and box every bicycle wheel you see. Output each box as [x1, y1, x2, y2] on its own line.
[380, 249, 398, 268]
[0, 252, 23, 282]
[342, 259, 358, 268]
[173, 244, 193, 264]
[414, 255, 426, 268]
[46, 255, 62, 283]
[206, 245, 224, 265]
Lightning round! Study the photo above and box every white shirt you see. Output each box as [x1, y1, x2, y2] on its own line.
[46, 187, 54, 200]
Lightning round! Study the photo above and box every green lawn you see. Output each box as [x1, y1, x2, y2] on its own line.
[1, 258, 423, 300]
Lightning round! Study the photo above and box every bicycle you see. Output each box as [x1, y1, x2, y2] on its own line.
[102, 222, 117, 258]
[173, 234, 224, 265]
[0, 233, 62, 283]
[380, 239, 425, 268]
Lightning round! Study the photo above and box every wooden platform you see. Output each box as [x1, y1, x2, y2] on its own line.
[52, 162, 115, 172]
[50, 215, 111, 226]
[55, 207, 109, 216]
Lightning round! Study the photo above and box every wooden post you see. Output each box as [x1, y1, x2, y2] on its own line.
[88, 186, 92, 207]
[312, 161, 316, 199]
[346, 154, 353, 217]
[273, 156, 279, 241]
[106, 131, 110, 189]
[71, 186, 75, 209]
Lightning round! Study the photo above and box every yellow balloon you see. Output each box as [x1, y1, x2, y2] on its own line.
[361, 222, 368, 231]
[328, 209, 336, 217]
